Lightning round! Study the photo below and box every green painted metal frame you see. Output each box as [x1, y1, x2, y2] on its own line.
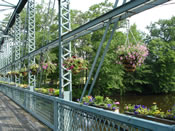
[80, 0, 121, 101]
[15, 14, 21, 84]
[27, 0, 36, 90]
[58, 0, 72, 100]
[0, 0, 169, 73]
[0, 0, 27, 47]
[0, 0, 173, 130]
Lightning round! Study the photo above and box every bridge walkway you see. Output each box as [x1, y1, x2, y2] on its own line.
[0, 92, 51, 131]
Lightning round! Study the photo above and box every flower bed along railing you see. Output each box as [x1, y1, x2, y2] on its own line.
[0, 81, 59, 97]
[124, 104, 175, 125]
[79, 95, 120, 113]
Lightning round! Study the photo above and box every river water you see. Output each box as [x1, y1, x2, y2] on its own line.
[116, 93, 175, 113]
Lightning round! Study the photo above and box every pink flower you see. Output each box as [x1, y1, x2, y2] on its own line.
[70, 65, 74, 69]
[114, 102, 120, 105]
[126, 106, 128, 110]
[42, 65, 47, 70]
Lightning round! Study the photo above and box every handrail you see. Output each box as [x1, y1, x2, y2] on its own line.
[0, 84, 174, 131]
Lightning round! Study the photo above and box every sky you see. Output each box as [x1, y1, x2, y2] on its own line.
[0, 0, 175, 33]
[70, 0, 175, 33]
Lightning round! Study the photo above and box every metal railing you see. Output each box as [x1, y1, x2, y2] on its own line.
[0, 84, 175, 131]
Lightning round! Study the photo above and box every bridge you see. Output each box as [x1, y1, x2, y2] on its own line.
[0, 0, 175, 131]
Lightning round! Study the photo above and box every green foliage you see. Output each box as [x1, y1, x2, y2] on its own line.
[145, 16, 175, 93]
[81, 95, 119, 110]
[30, 64, 39, 72]
[94, 96, 104, 105]
[34, 88, 59, 96]
[82, 96, 94, 105]
[54, 90, 59, 96]
[20, 67, 27, 72]
[147, 16, 175, 42]
[3, 0, 174, 97]
[104, 97, 113, 104]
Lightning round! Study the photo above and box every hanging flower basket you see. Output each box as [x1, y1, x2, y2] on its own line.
[116, 44, 149, 72]
[11, 71, 16, 76]
[119, 55, 136, 72]
[22, 71, 28, 77]
[42, 61, 57, 75]
[6, 72, 12, 77]
[13, 71, 20, 77]
[29, 64, 39, 75]
[63, 56, 88, 74]
[0, 74, 3, 77]
[15, 73, 20, 77]
[20, 67, 28, 77]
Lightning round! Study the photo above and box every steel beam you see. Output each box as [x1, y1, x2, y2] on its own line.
[80, 0, 120, 101]
[0, 0, 28, 47]
[28, 0, 36, 90]
[0, 4, 15, 7]
[15, 14, 21, 84]
[8, 29, 13, 65]
[0, 0, 169, 71]
[58, 0, 72, 100]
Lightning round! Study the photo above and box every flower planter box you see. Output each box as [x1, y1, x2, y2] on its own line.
[121, 58, 136, 72]
[31, 71, 37, 75]
[91, 104, 119, 113]
[123, 63, 136, 72]
[15, 74, 20, 77]
[124, 112, 175, 125]
[21, 72, 28, 77]
[0, 74, 3, 77]
[72, 70, 81, 74]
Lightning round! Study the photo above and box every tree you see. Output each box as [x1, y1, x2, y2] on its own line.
[147, 16, 175, 42]
[145, 16, 175, 93]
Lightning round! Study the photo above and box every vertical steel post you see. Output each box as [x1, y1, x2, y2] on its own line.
[0, 53, 1, 80]
[0, 52, 2, 81]
[1, 42, 7, 81]
[27, 0, 36, 91]
[58, 0, 72, 101]
[8, 29, 13, 82]
[2, 43, 7, 81]
[15, 14, 21, 84]
[6, 39, 10, 82]
[4, 41, 7, 82]
[58, 0, 72, 130]
[0, 50, 1, 69]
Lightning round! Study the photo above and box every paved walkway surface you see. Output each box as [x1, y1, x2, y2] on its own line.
[0, 92, 51, 131]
